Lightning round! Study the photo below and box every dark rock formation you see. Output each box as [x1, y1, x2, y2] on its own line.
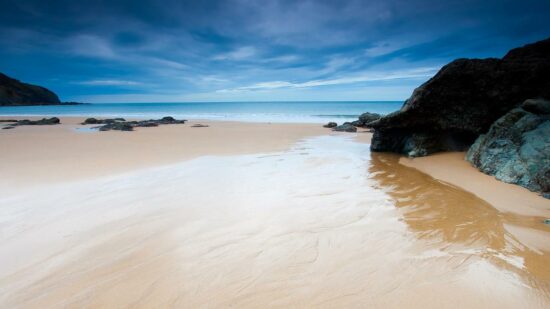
[191, 124, 209, 127]
[98, 122, 134, 131]
[370, 37, 550, 157]
[332, 123, 357, 132]
[7, 117, 61, 127]
[90, 116, 187, 131]
[323, 122, 337, 128]
[466, 99, 549, 197]
[0, 72, 61, 106]
[81, 117, 126, 125]
[351, 112, 382, 127]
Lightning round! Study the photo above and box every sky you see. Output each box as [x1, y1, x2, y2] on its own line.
[0, 0, 549, 103]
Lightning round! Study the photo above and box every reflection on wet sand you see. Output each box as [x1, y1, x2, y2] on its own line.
[369, 152, 550, 300]
[0, 135, 549, 308]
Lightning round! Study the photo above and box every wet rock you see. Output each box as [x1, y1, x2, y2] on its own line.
[98, 122, 134, 131]
[466, 100, 550, 197]
[93, 116, 186, 131]
[11, 117, 60, 126]
[521, 98, 550, 115]
[137, 121, 159, 127]
[2, 126, 15, 129]
[370, 37, 550, 156]
[352, 112, 382, 127]
[332, 123, 357, 132]
[0, 119, 17, 123]
[82, 118, 99, 124]
[323, 122, 337, 128]
[161, 116, 175, 122]
[82, 117, 126, 125]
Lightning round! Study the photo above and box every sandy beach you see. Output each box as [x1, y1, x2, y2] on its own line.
[0, 117, 327, 189]
[1, 117, 549, 308]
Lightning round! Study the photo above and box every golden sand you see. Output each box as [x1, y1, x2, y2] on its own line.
[0, 118, 549, 308]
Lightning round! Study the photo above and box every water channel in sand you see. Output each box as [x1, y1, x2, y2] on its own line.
[0, 135, 548, 308]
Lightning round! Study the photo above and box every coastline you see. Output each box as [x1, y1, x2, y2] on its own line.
[1, 115, 549, 308]
[0, 116, 327, 189]
[2, 115, 548, 217]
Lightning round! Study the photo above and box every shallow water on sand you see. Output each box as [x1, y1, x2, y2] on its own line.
[0, 135, 548, 308]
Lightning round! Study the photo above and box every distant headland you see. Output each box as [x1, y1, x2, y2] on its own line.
[0, 72, 84, 106]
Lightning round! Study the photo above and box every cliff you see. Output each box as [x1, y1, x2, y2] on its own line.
[0, 72, 61, 106]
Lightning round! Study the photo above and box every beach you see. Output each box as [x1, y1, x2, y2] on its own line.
[1, 117, 549, 308]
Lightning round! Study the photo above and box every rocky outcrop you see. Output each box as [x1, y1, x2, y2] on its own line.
[332, 123, 357, 132]
[323, 122, 337, 128]
[83, 116, 187, 131]
[351, 112, 381, 127]
[370, 37, 550, 157]
[0, 73, 61, 106]
[82, 117, 126, 125]
[466, 99, 549, 197]
[2, 117, 61, 129]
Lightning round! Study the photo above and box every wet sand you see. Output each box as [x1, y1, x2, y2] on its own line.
[0, 118, 549, 308]
[399, 152, 550, 217]
[0, 117, 326, 189]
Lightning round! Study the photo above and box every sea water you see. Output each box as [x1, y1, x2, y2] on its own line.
[0, 101, 402, 123]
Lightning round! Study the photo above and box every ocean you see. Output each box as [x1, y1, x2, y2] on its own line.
[0, 101, 403, 123]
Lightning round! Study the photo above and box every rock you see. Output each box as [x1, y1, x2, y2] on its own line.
[370, 37, 550, 156]
[82, 118, 99, 124]
[161, 116, 175, 122]
[137, 121, 159, 127]
[521, 98, 550, 115]
[2, 126, 15, 129]
[82, 117, 127, 125]
[544, 219, 550, 225]
[466, 101, 550, 197]
[353, 112, 382, 127]
[191, 124, 209, 127]
[332, 123, 357, 132]
[93, 117, 186, 131]
[0, 119, 17, 123]
[11, 117, 60, 126]
[98, 122, 134, 131]
[323, 122, 337, 128]
[0, 72, 61, 106]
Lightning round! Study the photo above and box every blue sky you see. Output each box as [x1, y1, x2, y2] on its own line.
[0, 0, 549, 103]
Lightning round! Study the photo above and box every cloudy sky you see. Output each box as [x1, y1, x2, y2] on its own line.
[0, 0, 548, 102]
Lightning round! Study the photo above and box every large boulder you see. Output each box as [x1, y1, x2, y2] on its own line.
[0, 72, 60, 106]
[466, 99, 550, 197]
[370, 37, 550, 157]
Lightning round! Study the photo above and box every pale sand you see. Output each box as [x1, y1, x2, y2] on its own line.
[0, 117, 549, 308]
[399, 152, 550, 217]
[0, 117, 326, 189]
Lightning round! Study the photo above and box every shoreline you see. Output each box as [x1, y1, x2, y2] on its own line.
[0, 116, 331, 190]
[1, 115, 549, 307]
[399, 152, 550, 217]
[1, 115, 548, 217]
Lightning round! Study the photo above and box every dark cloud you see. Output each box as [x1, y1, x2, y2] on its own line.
[0, 0, 548, 102]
